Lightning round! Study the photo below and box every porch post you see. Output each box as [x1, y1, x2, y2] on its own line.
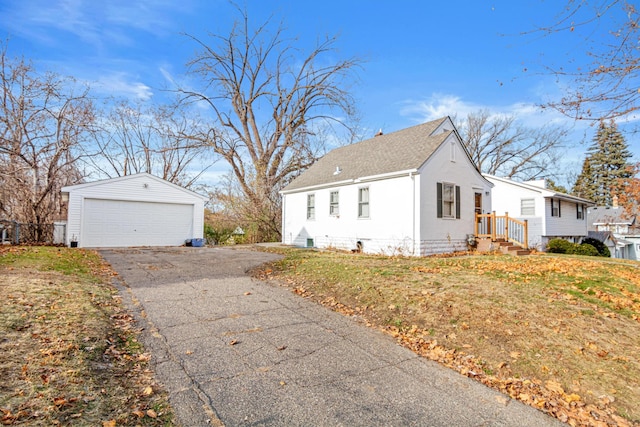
[524, 219, 529, 250]
[505, 212, 509, 241]
[491, 211, 496, 241]
[474, 213, 479, 236]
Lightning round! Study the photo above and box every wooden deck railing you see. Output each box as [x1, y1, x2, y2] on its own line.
[475, 211, 529, 250]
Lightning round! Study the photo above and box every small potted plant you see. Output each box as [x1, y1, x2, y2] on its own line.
[70, 235, 78, 248]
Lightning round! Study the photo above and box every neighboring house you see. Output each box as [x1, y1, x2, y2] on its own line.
[485, 175, 594, 251]
[280, 117, 493, 256]
[588, 204, 638, 259]
[587, 230, 635, 260]
[587, 204, 635, 234]
[61, 173, 207, 248]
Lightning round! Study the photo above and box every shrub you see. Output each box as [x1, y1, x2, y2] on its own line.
[581, 237, 611, 257]
[203, 224, 234, 245]
[546, 238, 575, 254]
[570, 243, 600, 257]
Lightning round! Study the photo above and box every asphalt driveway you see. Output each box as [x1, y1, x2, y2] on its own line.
[99, 246, 562, 427]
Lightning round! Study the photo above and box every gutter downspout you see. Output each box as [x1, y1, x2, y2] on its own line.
[411, 172, 416, 256]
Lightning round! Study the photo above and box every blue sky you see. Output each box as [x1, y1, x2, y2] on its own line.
[1, 0, 636, 186]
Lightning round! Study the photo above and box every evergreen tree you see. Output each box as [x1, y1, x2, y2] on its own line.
[545, 178, 568, 194]
[572, 157, 597, 200]
[572, 120, 633, 205]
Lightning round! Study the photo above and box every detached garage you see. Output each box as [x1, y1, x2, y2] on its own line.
[61, 173, 207, 248]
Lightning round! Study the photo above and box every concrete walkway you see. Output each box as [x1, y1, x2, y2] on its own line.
[100, 246, 563, 427]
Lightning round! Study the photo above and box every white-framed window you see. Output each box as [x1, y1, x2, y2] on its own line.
[521, 198, 535, 216]
[358, 187, 369, 218]
[577, 204, 584, 220]
[450, 141, 456, 162]
[437, 182, 460, 219]
[443, 183, 455, 218]
[307, 193, 315, 220]
[551, 198, 561, 217]
[329, 191, 339, 216]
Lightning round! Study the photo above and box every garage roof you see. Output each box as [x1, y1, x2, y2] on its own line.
[61, 173, 208, 201]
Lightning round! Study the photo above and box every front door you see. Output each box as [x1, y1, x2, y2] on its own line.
[474, 192, 482, 215]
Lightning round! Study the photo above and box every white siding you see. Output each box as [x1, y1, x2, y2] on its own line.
[282, 174, 418, 256]
[544, 198, 588, 238]
[488, 176, 589, 249]
[418, 135, 492, 255]
[63, 174, 205, 248]
[488, 178, 545, 249]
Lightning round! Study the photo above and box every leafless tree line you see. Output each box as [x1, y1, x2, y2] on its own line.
[0, 42, 215, 235]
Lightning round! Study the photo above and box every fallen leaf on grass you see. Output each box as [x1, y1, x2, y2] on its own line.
[102, 421, 116, 427]
[142, 386, 153, 396]
[132, 409, 145, 418]
[146, 409, 157, 418]
[546, 379, 565, 394]
[564, 393, 581, 403]
[509, 351, 521, 360]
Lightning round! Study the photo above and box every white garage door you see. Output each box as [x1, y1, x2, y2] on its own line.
[82, 199, 194, 247]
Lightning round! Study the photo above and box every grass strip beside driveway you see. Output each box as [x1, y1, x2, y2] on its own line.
[0, 246, 174, 426]
[256, 247, 640, 427]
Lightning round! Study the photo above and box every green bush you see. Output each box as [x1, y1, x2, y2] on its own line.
[546, 238, 575, 254]
[581, 237, 611, 257]
[570, 243, 600, 256]
[203, 224, 234, 245]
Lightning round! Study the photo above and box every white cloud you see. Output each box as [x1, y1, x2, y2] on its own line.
[0, 0, 193, 48]
[94, 73, 153, 101]
[399, 92, 591, 136]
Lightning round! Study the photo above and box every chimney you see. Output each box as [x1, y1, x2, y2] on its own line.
[612, 195, 619, 208]
[375, 129, 383, 137]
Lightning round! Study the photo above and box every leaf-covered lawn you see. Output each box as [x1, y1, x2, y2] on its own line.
[257, 248, 640, 427]
[0, 247, 173, 426]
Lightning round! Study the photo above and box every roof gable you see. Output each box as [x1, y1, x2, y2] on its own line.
[283, 117, 461, 192]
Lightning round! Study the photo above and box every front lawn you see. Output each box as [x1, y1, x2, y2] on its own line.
[0, 246, 174, 426]
[257, 248, 640, 426]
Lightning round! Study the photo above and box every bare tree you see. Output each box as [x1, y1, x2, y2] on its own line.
[178, 8, 361, 241]
[532, 1, 640, 121]
[0, 43, 94, 240]
[87, 100, 214, 189]
[458, 110, 568, 181]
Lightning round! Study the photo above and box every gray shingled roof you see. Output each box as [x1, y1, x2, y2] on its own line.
[588, 206, 634, 225]
[282, 117, 450, 192]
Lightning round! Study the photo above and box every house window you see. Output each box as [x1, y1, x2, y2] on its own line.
[329, 191, 339, 216]
[358, 187, 369, 218]
[577, 204, 584, 220]
[551, 199, 561, 217]
[307, 194, 315, 220]
[521, 198, 535, 216]
[437, 182, 461, 219]
[450, 141, 456, 162]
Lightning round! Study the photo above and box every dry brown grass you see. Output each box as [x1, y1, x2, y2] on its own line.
[0, 247, 173, 426]
[257, 248, 640, 426]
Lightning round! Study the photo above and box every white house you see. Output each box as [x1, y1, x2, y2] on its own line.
[61, 173, 207, 248]
[485, 175, 594, 250]
[588, 204, 637, 259]
[280, 117, 493, 256]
